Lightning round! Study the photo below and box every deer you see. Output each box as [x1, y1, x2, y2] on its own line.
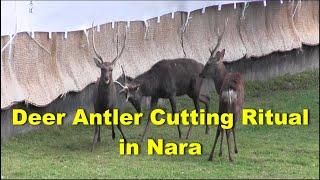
[184, 19, 229, 139]
[115, 68, 142, 113]
[117, 57, 212, 142]
[200, 48, 245, 162]
[90, 24, 127, 152]
[184, 32, 225, 140]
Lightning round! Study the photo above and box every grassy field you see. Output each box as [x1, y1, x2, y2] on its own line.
[1, 69, 319, 179]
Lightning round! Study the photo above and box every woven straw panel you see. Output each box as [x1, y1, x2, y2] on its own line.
[1, 35, 26, 108]
[183, 4, 247, 63]
[239, 2, 276, 58]
[181, 8, 216, 64]
[54, 30, 98, 92]
[11, 32, 52, 106]
[110, 21, 150, 79]
[112, 12, 185, 78]
[265, 1, 301, 52]
[292, 0, 319, 45]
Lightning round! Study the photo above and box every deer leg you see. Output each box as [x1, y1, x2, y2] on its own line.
[186, 97, 200, 139]
[219, 128, 224, 157]
[200, 95, 210, 134]
[111, 123, 115, 140]
[91, 125, 99, 152]
[205, 102, 210, 134]
[97, 126, 101, 143]
[169, 97, 181, 139]
[232, 128, 238, 154]
[186, 124, 193, 140]
[116, 124, 127, 143]
[208, 127, 221, 161]
[233, 112, 240, 154]
[131, 99, 142, 113]
[141, 97, 158, 142]
[226, 130, 234, 162]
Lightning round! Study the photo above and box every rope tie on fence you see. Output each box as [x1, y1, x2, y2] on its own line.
[84, 28, 90, 47]
[29, 34, 52, 55]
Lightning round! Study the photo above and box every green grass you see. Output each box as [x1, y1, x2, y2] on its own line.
[1, 69, 319, 179]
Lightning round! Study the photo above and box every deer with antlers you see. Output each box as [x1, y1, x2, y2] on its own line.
[185, 19, 228, 139]
[116, 56, 214, 141]
[90, 24, 127, 152]
[199, 22, 245, 162]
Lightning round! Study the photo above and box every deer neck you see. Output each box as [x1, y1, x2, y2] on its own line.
[98, 77, 115, 95]
[213, 64, 227, 94]
[135, 72, 158, 96]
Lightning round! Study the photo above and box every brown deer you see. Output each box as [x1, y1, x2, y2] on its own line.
[184, 19, 230, 139]
[200, 49, 245, 162]
[91, 24, 127, 152]
[184, 30, 225, 139]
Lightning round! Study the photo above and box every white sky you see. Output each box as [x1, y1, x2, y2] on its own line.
[1, 0, 263, 36]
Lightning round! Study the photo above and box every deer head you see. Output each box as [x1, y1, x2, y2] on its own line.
[200, 19, 227, 79]
[92, 23, 126, 85]
[200, 48, 226, 78]
[123, 83, 142, 103]
[115, 66, 142, 104]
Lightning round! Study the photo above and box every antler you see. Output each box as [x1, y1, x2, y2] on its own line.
[92, 22, 103, 63]
[121, 65, 126, 85]
[115, 80, 129, 97]
[111, 27, 127, 65]
[114, 80, 126, 88]
[210, 18, 228, 56]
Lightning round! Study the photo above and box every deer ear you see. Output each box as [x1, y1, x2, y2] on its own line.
[132, 84, 140, 91]
[209, 48, 213, 56]
[94, 58, 103, 68]
[219, 49, 225, 60]
[214, 51, 221, 60]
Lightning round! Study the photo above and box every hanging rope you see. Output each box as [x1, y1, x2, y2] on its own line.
[181, 12, 191, 33]
[1, 34, 17, 53]
[30, 37, 51, 55]
[241, 2, 249, 20]
[292, 0, 301, 18]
